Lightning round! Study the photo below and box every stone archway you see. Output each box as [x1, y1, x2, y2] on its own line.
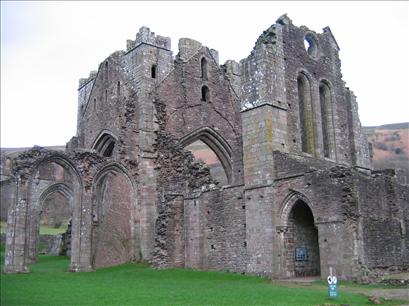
[4, 149, 83, 273]
[31, 183, 73, 260]
[288, 200, 320, 277]
[26, 160, 79, 265]
[279, 192, 321, 278]
[91, 163, 138, 269]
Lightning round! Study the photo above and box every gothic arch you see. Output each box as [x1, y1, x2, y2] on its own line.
[39, 182, 73, 204]
[179, 127, 233, 184]
[318, 79, 336, 159]
[38, 182, 74, 219]
[279, 191, 321, 277]
[280, 191, 316, 226]
[92, 162, 137, 196]
[32, 154, 82, 181]
[31, 183, 73, 259]
[28, 156, 82, 264]
[4, 150, 83, 273]
[297, 71, 315, 155]
[201, 57, 208, 80]
[91, 130, 118, 157]
[91, 162, 139, 268]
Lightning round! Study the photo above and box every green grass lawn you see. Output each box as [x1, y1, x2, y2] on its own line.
[1, 221, 67, 235]
[0, 245, 406, 306]
[0, 221, 7, 234]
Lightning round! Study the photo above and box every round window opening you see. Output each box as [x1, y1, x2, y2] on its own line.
[304, 33, 319, 59]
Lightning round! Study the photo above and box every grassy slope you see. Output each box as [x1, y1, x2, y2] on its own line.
[1, 247, 405, 306]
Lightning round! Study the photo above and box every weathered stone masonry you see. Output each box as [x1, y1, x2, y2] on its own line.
[2, 15, 408, 281]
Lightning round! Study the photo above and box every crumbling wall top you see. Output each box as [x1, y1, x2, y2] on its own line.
[127, 26, 171, 52]
[78, 70, 97, 89]
[177, 38, 202, 62]
[177, 38, 219, 64]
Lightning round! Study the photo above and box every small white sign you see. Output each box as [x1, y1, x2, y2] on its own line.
[327, 275, 337, 285]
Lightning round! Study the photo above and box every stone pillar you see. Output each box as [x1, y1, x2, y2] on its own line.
[239, 22, 289, 275]
[26, 180, 49, 263]
[4, 179, 29, 273]
[241, 106, 277, 275]
[137, 91, 158, 261]
[70, 189, 93, 272]
[138, 155, 157, 260]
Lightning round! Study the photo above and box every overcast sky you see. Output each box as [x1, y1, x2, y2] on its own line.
[1, 1, 408, 148]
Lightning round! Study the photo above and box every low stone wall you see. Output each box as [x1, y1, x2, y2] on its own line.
[1, 233, 63, 256]
[39, 234, 63, 255]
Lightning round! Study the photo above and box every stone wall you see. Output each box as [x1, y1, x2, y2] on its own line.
[277, 15, 367, 165]
[271, 151, 408, 278]
[357, 174, 409, 269]
[155, 44, 243, 186]
[184, 186, 246, 273]
[1, 233, 63, 256]
[271, 158, 357, 279]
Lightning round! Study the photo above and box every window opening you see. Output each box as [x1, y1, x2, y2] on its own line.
[201, 86, 210, 101]
[185, 140, 228, 185]
[201, 57, 208, 80]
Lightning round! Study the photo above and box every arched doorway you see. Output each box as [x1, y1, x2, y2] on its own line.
[287, 200, 321, 277]
[28, 162, 75, 263]
[37, 183, 72, 257]
[91, 165, 138, 269]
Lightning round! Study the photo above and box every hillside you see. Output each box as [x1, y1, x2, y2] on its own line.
[363, 122, 409, 178]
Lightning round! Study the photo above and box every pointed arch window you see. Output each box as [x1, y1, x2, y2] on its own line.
[93, 132, 116, 157]
[201, 86, 210, 102]
[297, 73, 314, 155]
[185, 140, 228, 186]
[180, 127, 233, 185]
[319, 81, 335, 158]
[201, 57, 208, 80]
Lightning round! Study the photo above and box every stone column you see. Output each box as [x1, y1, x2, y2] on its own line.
[70, 188, 93, 272]
[4, 178, 29, 273]
[241, 106, 276, 275]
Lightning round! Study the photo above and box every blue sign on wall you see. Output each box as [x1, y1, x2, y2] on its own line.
[295, 247, 308, 261]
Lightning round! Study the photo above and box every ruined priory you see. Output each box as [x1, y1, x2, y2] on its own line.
[2, 15, 408, 280]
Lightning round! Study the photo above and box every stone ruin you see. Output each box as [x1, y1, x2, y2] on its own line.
[1, 15, 408, 281]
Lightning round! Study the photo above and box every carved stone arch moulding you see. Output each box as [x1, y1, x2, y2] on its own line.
[38, 182, 74, 211]
[91, 161, 138, 210]
[179, 126, 233, 184]
[91, 130, 118, 157]
[11, 147, 81, 185]
[279, 190, 316, 227]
